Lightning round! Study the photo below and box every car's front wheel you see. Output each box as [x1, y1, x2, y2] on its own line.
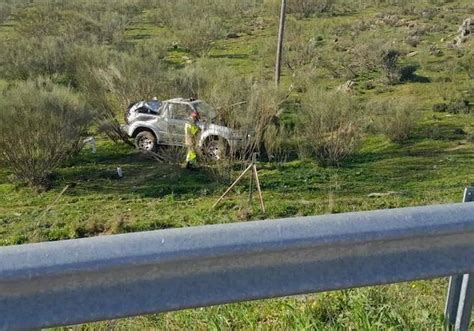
[202, 137, 229, 161]
[135, 131, 157, 152]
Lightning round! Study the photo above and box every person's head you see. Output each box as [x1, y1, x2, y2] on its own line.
[152, 96, 158, 102]
[191, 110, 200, 122]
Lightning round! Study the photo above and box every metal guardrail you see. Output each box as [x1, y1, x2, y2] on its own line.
[1, 202, 474, 330]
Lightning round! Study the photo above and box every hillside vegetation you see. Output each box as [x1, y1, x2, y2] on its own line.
[0, 0, 473, 329]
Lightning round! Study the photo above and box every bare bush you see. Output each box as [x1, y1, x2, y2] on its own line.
[13, 2, 139, 44]
[0, 79, 91, 189]
[164, 60, 286, 155]
[284, 19, 322, 73]
[147, 0, 238, 56]
[0, 3, 11, 24]
[241, 83, 287, 156]
[264, 125, 293, 163]
[148, 0, 260, 25]
[176, 16, 226, 56]
[177, 60, 253, 125]
[286, 0, 336, 17]
[298, 90, 361, 166]
[433, 85, 471, 114]
[369, 98, 419, 143]
[204, 80, 287, 181]
[80, 44, 168, 144]
[458, 51, 474, 79]
[380, 49, 402, 84]
[0, 36, 68, 80]
[148, 146, 187, 165]
[0, 1, 146, 82]
[327, 34, 418, 85]
[405, 35, 421, 47]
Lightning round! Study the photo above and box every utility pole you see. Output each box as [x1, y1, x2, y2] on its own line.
[275, 0, 287, 86]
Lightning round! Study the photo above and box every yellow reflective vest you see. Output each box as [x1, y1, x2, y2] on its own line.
[185, 122, 200, 147]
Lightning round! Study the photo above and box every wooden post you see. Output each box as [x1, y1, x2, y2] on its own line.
[248, 153, 257, 204]
[253, 165, 266, 213]
[275, 0, 287, 86]
[248, 170, 254, 204]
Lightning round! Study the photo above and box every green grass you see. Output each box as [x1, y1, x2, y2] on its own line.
[2, 124, 472, 246]
[1, 0, 474, 329]
[2, 122, 473, 329]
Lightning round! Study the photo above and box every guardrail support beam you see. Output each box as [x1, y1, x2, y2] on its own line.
[455, 273, 474, 331]
[445, 187, 474, 331]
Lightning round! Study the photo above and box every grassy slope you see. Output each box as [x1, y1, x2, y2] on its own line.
[1, 1, 474, 329]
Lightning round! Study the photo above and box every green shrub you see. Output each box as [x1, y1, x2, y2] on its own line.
[405, 35, 421, 47]
[447, 99, 470, 114]
[147, 0, 241, 56]
[263, 125, 294, 163]
[284, 18, 321, 73]
[369, 98, 419, 143]
[298, 90, 361, 166]
[79, 44, 168, 144]
[242, 83, 287, 156]
[458, 51, 474, 79]
[13, 3, 137, 44]
[0, 79, 92, 189]
[432, 103, 448, 112]
[286, 0, 336, 17]
[172, 59, 252, 127]
[0, 36, 68, 80]
[380, 49, 402, 84]
[0, 3, 11, 24]
[0, 1, 146, 82]
[175, 15, 226, 56]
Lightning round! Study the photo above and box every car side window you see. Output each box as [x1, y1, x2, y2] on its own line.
[160, 103, 169, 117]
[170, 104, 190, 120]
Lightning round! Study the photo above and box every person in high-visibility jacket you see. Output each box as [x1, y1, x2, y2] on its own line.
[185, 110, 201, 169]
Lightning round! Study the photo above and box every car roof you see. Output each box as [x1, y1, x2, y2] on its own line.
[165, 98, 202, 104]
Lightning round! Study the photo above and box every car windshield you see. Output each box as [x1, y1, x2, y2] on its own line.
[192, 101, 216, 121]
[145, 100, 161, 113]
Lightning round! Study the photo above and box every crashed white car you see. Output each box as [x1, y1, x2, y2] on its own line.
[122, 98, 244, 160]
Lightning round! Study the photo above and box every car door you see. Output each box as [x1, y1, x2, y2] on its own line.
[153, 103, 172, 144]
[167, 103, 191, 146]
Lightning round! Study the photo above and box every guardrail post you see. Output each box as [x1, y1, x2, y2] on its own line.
[445, 187, 474, 331]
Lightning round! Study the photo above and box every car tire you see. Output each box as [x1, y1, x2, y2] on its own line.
[135, 131, 157, 152]
[203, 137, 229, 161]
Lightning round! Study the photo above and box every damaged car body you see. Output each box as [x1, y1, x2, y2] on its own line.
[123, 98, 244, 160]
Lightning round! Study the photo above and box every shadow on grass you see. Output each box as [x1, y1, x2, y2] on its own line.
[130, 33, 152, 40]
[209, 53, 249, 60]
[400, 74, 431, 83]
[58, 144, 222, 199]
[61, 164, 220, 199]
[415, 122, 469, 141]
